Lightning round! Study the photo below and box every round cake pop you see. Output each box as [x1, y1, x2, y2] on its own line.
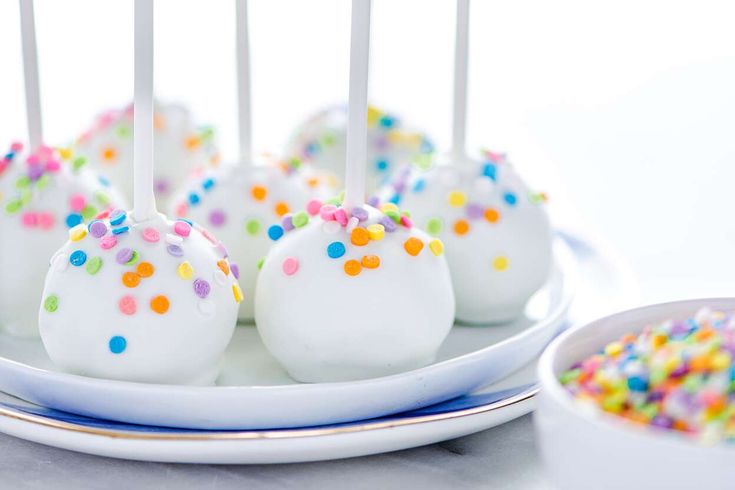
[75, 101, 219, 207]
[0, 144, 126, 337]
[377, 150, 552, 324]
[284, 104, 435, 192]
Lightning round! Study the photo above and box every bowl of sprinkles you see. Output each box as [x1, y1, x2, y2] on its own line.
[535, 298, 735, 490]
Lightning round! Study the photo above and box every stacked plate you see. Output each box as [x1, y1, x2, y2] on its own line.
[0, 231, 635, 464]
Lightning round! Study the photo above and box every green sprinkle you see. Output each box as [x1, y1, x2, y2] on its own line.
[15, 176, 31, 189]
[36, 174, 51, 191]
[257, 257, 265, 270]
[559, 368, 580, 385]
[95, 191, 111, 206]
[20, 188, 33, 205]
[289, 157, 302, 170]
[43, 295, 59, 313]
[86, 256, 103, 275]
[292, 211, 309, 228]
[116, 124, 131, 138]
[385, 210, 400, 223]
[4, 199, 22, 214]
[245, 218, 261, 236]
[426, 217, 443, 236]
[125, 250, 139, 266]
[72, 157, 87, 172]
[81, 205, 98, 220]
[322, 132, 337, 147]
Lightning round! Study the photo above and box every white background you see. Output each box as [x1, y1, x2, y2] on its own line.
[1, 0, 734, 303]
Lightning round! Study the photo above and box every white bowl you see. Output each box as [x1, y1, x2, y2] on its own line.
[536, 298, 735, 490]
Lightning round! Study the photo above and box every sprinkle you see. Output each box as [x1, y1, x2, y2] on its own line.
[492, 256, 510, 271]
[257, 257, 265, 270]
[282, 215, 295, 231]
[344, 259, 362, 276]
[231, 263, 240, 279]
[116, 248, 133, 264]
[89, 221, 108, 238]
[217, 259, 230, 276]
[69, 250, 87, 266]
[167, 244, 184, 257]
[334, 208, 348, 226]
[380, 216, 397, 232]
[112, 225, 129, 235]
[174, 261, 193, 280]
[400, 215, 413, 228]
[126, 251, 140, 266]
[267, 225, 284, 241]
[136, 262, 155, 278]
[109, 336, 127, 354]
[361, 255, 380, 269]
[118, 296, 137, 315]
[122, 272, 141, 288]
[142, 227, 160, 242]
[245, 218, 261, 236]
[38, 213, 55, 229]
[150, 295, 170, 314]
[351, 227, 370, 246]
[447, 191, 467, 207]
[351, 207, 368, 222]
[174, 221, 191, 237]
[429, 239, 444, 256]
[43, 295, 59, 313]
[282, 257, 299, 276]
[466, 203, 484, 220]
[86, 256, 103, 275]
[65, 213, 83, 228]
[403, 237, 424, 256]
[320, 204, 337, 221]
[484, 208, 501, 223]
[346, 216, 359, 233]
[193, 278, 211, 298]
[367, 224, 385, 240]
[380, 203, 399, 213]
[69, 224, 87, 242]
[232, 284, 244, 303]
[503, 192, 518, 206]
[292, 211, 309, 228]
[306, 199, 323, 216]
[100, 235, 117, 250]
[188, 192, 201, 205]
[323, 221, 341, 234]
[453, 219, 470, 236]
[166, 233, 183, 246]
[327, 241, 346, 259]
[251, 185, 267, 201]
[426, 218, 442, 236]
[274, 202, 290, 216]
[109, 209, 126, 226]
[209, 209, 226, 227]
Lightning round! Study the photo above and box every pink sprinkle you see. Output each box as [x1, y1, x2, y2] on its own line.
[320, 205, 337, 221]
[38, 145, 53, 159]
[119, 295, 137, 315]
[69, 194, 86, 212]
[38, 213, 55, 230]
[142, 227, 160, 243]
[100, 235, 118, 250]
[174, 202, 188, 218]
[95, 208, 112, 220]
[174, 221, 191, 237]
[45, 159, 61, 172]
[334, 208, 348, 226]
[21, 212, 38, 227]
[201, 228, 218, 244]
[26, 154, 40, 166]
[400, 215, 413, 228]
[306, 199, 323, 216]
[282, 257, 299, 276]
[10, 142, 23, 152]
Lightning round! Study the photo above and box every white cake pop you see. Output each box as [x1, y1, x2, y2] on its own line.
[377, 150, 552, 324]
[284, 104, 435, 192]
[0, 143, 126, 337]
[75, 101, 219, 207]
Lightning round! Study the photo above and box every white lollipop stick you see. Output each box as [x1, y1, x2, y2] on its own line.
[451, 0, 470, 162]
[19, 0, 43, 152]
[133, 0, 157, 221]
[235, 0, 252, 166]
[343, 0, 371, 211]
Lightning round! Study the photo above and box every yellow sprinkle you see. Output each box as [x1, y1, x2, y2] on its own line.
[69, 224, 87, 242]
[447, 190, 467, 207]
[367, 106, 381, 125]
[492, 255, 509, 271]
[367, 223, 385, 241]
[58, 147, 73, 160]
[711, 352, 731, 371]
[232, 283, 244, 303]
[428, 239, 444, 256]
[380, 202, 399, 214]
[177, 261, 194, 280]
[604, 341, 624, 357]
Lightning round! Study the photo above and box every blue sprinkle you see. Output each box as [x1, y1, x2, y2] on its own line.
[65, 213, 83, 228]
[482, 163, 497, 181]
[305, 142, 319, 156]
[267, 225, 284, 241]
[503, 192, 517, 206]
[389, 194, 401, 205]
[327, 241, 346, 259]
[112, 225, 130, 235]
[5, 152, 15, 160]
[109, 336, 127, 354]
[188, 192, 201, 205]
[627, 376, 649, 392]
[109, 209, 126, 225]
[378, 115, 395, 128]
[375, 159, 389, 172]
[412, 179, 426, 193]
[177, 218, 193, 226]
[69, 250, 87, 266]
[420, 140, 434, 153]
[202, 178, 215, 191]
[98, 175, 110, 187]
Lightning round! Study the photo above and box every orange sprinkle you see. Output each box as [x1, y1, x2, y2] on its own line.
[217, 259, 230, 276]
[122, 272, 141, 288]
[101, 147, 117, 162]
[350, 227, 370, 246]
[153, 114, 166, 129]
[251, 185, 267, 201]
[453, 219, 470, 236]
[361, 255, 380, 269]
[403, 237, 424, 256]
[344, 260, 362, 276]
[306, 177, 319, 188]
[484, 208, 500, 223]
[184, 135, 201, 151]
[136, 262, 155, 278]
[696, 328, 714, 341]
[689, 355, 709, 372]
[274, 201, 290, 216]
[150, 295, 170, 314]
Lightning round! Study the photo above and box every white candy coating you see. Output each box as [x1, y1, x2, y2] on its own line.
[377, 152, 552, 324]
[0, 144, 126, 337]
[38, 211, 240, 385]
[169, 161, 337, 320]
[75, 102, 218, 208]
[254, 204, 455, 382]
[284, 105, 434, 193]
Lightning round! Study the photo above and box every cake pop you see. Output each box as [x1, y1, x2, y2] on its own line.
[169, 0, 336, 321]
[255, 0, 455, 382]
[39, 0, 239, 385]
[75, 100, 218, 208]
[284, 104, 434, 193]
[377, 0, 552, 324]
[0, 0, 125, 338]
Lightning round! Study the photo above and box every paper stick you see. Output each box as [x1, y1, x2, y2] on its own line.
[343, 0, 371, 211]
[235, 0, 252, 166]
[19, 0, 43, 152]
[451, 0, 470, 162]
[133, 0, 157, 221]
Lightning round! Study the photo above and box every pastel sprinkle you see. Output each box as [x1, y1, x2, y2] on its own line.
[426, 218, 442, 236]
[251, 185, 267, 201]
[320, 205, 337, 221]
[274, 202, 290, 216]
[89, 220, 108, 238]
[282, 257, 299, 276]
[282, 215, 294, 231]
[380, 216, 397, 232]
[448, 190, 467, 207]
[484, 208, 501, 223]
[142, 227, 160, 242]
[150, 295, 170, 314]
[69, 224, 87, 242]
[116, 248, 133, 265]
[493, 256, 510, 271]
[346, 217, 359, 234]
[217, 259, 230, 276]
[122, 272, 141, 288]
[109, 336, 127, 354]
[267, 225, 284, 241]
[209, 209, 226, 227]
[344, 259, 362, 276]
[466, 203, 484, 220]
[351, 227, 370, 246]
[367, 223, 385, 241]
[65, 213, 83, 228]
[166, 233, 183, 246]
[100, 235, 117, 249]
[69, 250, 87, 266]
[232, 284, 244, 303]
[327, 241, 346, 259]
[174, 221, 191, 237]
[167, 244, 184, 257]
[306, 199, 323, 216]
[118, 296, 137, 315]
[257, 257, 265, 270]
[429, 239, 444, 256]
[453, 219, 470, 236]
[86, 256, 103, 275]
[109, 209, 126, 225]
[177, 261, 194, 280]
[193, 278, 211, 298]
[136, 262, 155, 278]
[351, 207, 368, 222]
[361, 255, 380, 269]
[112, 225, 129, 235]
[503, 192, 518, 206]
[245, 219, 261, 236]
[231, 263, 240, 279]
[334, 208, 348, 226]
[403, 237, 424, 256]
[43, 295, 59, 313]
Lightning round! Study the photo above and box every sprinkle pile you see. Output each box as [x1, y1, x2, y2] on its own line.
[561, 308, 735, 444]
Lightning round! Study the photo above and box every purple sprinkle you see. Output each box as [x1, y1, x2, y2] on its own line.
[351, 207, 368, 222]
[209, 209, 226, 227]
[230, 263, 240, 280]
[282, 215, 294, 231]
[374, 137, 389, 151]
[380, 216, 397, 232]
[393, 181, 406, 194]
[193, 278, 211, 299]
[466, 203, 484, 220]
[650, 415, 673, 429]
[167, 244, 184, 257]
[89, 221, 108, 238]
[154, 178, 170, 194]
[367, 196, 380, 207]
[115, 248, 133, 264]
[27, 164, 44, 181]
[215, 242, 229, 258]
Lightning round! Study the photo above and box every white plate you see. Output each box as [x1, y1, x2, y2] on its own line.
[0, 231, 636, 464]
[0, 238, 576, 430]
